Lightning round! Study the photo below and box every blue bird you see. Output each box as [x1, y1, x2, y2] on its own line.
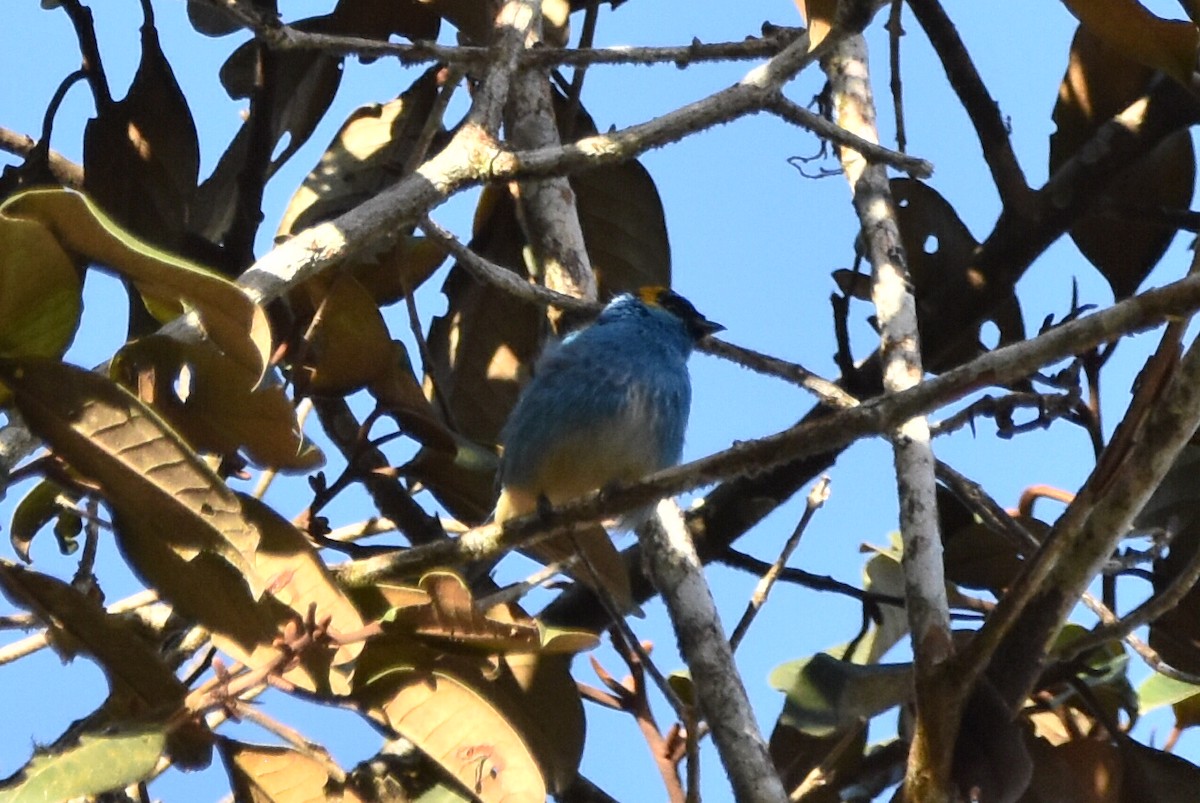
[495, 287, 724, 528]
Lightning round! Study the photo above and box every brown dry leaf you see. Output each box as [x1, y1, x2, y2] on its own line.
[297, 273, 394, 395]
[1061, 0, 1199, 85]
[82, 15, 199, 249]
[379, 571, 541, 653]
[769, 721, 866, 803]
[890, 178, 1025, 372]
[1023, 737, 1121, 802]
[1051, 25, 1195, 299]
[114, 335, 322, 471]
[276, 67, 442, 241]
[219, 738, 364, 803]
[793, 0, 838, 50]
[240, 494, 366, 665]
[363, 668, 547, 803]
[0, 561, 187, 712]
[0, 213, 82, 380]
[2, 188, 271, 380]
[0, 357, 262, 588]
[489, 652, 584, 795]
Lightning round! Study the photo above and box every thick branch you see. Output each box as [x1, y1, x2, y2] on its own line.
[639, 502, 787, 803]
[825, 33, 953, 802]
[503, 2, 596, 301]
[333, 269, 1200, 588]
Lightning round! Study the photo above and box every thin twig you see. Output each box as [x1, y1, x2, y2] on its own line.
[729, 477, 831, 652]
[1062, 537, 1200, 661]
[906, 0, 1030, 209]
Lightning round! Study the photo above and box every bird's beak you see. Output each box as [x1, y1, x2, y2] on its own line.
[692, 317, 725, 340]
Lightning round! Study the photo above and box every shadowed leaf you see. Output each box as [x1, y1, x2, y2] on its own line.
[890, 178, 1025, 372]
[0, 561, 187, 712]
[83, 15, 199, 250]
[9, 479, 79, 563]
[769, 653, 912, 737]
[295, 274, 395, 395]
[1061, 0, 1200, 84]
[1051, 25, 1194, 299]
[113, 335, 323, 471]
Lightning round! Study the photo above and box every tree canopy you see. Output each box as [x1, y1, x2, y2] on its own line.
[4, 1, 1200, 801]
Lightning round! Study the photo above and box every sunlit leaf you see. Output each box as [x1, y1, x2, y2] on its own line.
[359, 668, 547, 803]
[0, 357, 263, 588]
[0, 214, 82, 385]
[276, 67, 441, 240]
[0, 728, 167, 803]
[0, 188, 271, 379]
[218, 738, 364, 803]
[793, 0, 837, 50]
[380, 571, 541, 653]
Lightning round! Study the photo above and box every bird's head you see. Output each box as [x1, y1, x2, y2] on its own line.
[637, 286, 725, 342]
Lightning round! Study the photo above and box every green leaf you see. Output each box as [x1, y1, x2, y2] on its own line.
[0, 728, 166, 803]
[0, 188, 270, 380]
[769, 653, 912, 736]
[1138, 671, 1200, 715]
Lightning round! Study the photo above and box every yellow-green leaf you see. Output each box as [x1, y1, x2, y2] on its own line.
[0, 188, 270, 379]
[0, 213, 82, 398]
[0, 727, 167, 803]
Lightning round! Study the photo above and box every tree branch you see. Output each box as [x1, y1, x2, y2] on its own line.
[824, 31, 954, 802]
[639, 501, 788, 802]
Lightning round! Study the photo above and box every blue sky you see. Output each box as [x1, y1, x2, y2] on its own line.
[2, 1, 1196, 800]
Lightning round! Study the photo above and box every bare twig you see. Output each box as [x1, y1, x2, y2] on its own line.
[333, 266, 1200, 588]
[906, 0, 1030, 210]
[729, 478, 830, 652]
[0, 126, 85, 187]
